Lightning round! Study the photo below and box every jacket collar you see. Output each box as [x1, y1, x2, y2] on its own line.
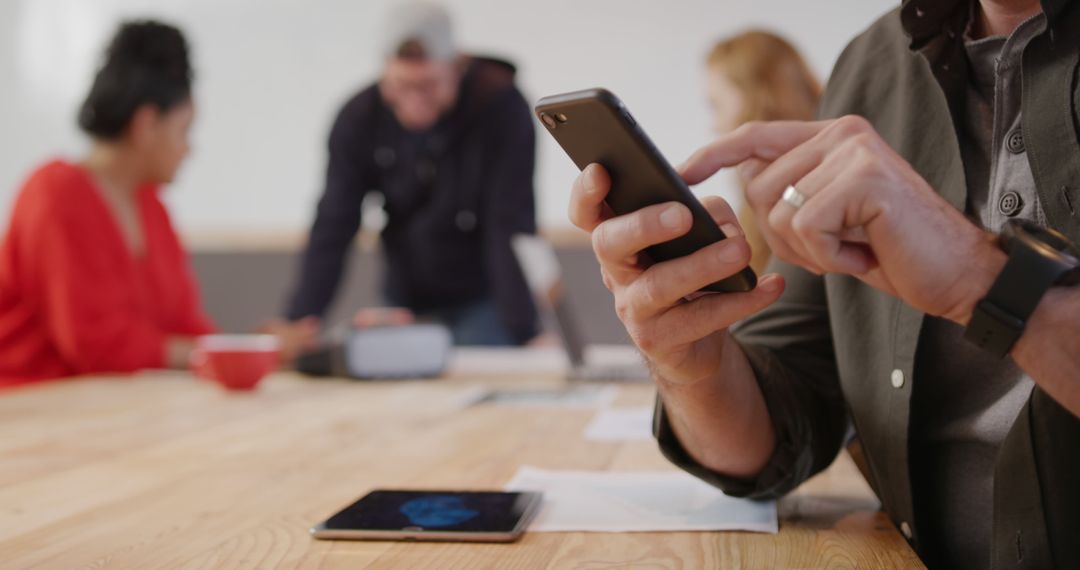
[901, 0, 1069, 50]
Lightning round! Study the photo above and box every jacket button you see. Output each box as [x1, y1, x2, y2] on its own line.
[1006, 128, 1025, 154]
[374, 146, 396, 168]
[998, 191, 1024, 217]
[900, 521, 913, 540]
[890, 369, 905, 389]
[455, 210, 478, 232]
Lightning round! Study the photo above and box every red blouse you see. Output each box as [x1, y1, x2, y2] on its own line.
[0, 160, 215, 387]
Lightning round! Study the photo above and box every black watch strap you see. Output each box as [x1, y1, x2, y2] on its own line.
[964, 225, 1078, 357]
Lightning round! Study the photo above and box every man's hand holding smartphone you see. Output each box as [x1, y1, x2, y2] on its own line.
[550, 88, 779, 479]
[568, 163, 785, 388]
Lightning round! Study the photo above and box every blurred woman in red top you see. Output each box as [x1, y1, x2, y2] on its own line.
[0, 21, 311, 387]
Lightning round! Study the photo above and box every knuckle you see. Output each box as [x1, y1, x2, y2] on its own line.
[847, 149, 881, 179]
[844, 133, 883, 165]
[737, 121, 765, 139]
[739, 158, 766, 180]
[627, 211, 649, 240]
[629, 327, 659, 353]
[590, 223, 612, 257]
[843, 114, 873, 131]
[851, 131, 879, 148]
[636, 273, 665, 310]
[745, 180, 769, 210]
[789, 211, 813, 237]
[832, 136, 863, 160]
[600, 268, 615, 292]
[613, 297, 633, 323]
[640, 207, 667, 239]
[855, 142, 877, 162]
[832, 114, 872, 137]
[766, 206, 788, 233]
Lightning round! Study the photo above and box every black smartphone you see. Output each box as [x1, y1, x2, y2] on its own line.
[536, 88, 756, 293]
[310, 490, 543, 543]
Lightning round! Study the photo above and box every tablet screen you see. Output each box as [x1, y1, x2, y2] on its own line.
[323, 490, 539, 533]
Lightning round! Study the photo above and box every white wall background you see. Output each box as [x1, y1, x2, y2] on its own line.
[0, 0, 896, 240]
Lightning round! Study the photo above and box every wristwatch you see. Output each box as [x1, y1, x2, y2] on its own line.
[964, 219, 1080, 357]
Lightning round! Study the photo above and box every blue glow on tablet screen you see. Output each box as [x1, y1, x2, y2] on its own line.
[400, 495, 480, 528]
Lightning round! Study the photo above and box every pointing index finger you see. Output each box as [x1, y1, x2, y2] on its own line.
[678, 121, 831, 186]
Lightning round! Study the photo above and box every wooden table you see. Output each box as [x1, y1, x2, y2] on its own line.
[0, 363, 923, 569]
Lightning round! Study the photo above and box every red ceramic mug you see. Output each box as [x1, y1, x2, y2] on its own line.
[191, 335, 281, 391]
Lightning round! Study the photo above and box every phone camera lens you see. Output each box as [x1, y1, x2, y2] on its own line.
[555, 113, 568, 123]
[540, 112, 557, 129]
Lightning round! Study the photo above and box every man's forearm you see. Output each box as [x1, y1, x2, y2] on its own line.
[657, 332, 776, 479]
[286, 245, 347, 320]
[1013, 285, 1080, 418]
[286, 201, 359, 320]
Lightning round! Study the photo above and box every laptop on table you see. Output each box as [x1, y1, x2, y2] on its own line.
[512, 235, 651, 383]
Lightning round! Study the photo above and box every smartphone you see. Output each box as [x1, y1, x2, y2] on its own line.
[310, 490, 543, 543]
[536, 88, 756, 293]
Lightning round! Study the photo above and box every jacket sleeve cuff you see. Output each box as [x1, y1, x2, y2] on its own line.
[652, 397, 796, 500]
[652, 343, 818, 500]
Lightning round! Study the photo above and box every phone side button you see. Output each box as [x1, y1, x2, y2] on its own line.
[621, 110, 636, 126]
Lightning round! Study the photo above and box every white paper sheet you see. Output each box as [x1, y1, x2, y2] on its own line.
[505, 466, 778, 533]
[448, 345, 643, 375]
[475, 385, 619, 409]
[583, 407, 655, 441]
[449, 347, 568, 375]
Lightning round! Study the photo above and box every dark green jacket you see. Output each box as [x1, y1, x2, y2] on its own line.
[655, 1, 1080, 568]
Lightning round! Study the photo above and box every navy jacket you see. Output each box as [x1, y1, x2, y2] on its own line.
[287, 57, 539, 343]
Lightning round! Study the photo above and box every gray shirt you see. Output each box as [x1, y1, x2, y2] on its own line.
[908, 12, 1043, 570]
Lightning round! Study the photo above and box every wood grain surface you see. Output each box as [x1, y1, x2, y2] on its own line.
[0, 366, 924, 569]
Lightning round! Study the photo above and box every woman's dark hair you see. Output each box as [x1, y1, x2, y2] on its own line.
[78, 20, 193, 139]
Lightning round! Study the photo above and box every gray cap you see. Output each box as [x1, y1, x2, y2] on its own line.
[381, 2, 457, 61]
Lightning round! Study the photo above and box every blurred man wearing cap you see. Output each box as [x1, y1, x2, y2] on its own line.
[281, 3, 539, 346]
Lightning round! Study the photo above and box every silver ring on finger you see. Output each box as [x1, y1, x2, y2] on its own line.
[781, 185, 808, 210]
